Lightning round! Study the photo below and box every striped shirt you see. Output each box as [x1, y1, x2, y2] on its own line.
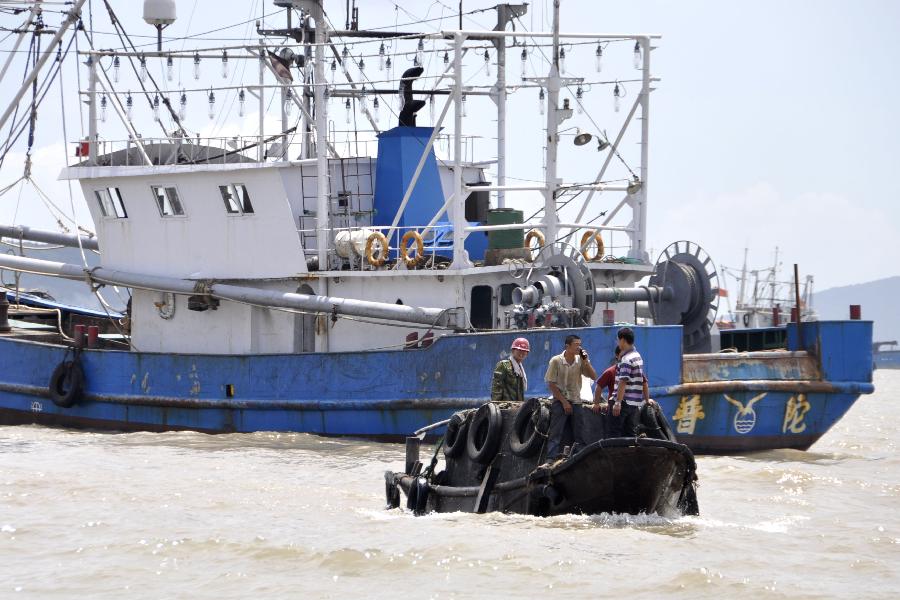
[616, 348, 646, 406]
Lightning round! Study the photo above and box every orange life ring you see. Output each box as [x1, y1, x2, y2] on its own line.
[399, 230, 425, 267]
[524, 229, 545, 260]
[365, 231, 389, 267]
[579, 230, 605, 261]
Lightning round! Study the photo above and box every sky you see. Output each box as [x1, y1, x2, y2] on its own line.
[0, 0, 898, 293]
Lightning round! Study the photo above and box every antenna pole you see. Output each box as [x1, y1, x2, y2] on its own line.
[541, 0, 561, 248]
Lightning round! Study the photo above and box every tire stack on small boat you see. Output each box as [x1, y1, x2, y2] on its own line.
[385, 398, 700, 517]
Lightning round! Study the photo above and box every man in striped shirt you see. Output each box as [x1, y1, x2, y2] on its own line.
[611, 327, 652, 436]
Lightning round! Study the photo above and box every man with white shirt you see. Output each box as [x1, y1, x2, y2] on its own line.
[544, 334, 598, 458]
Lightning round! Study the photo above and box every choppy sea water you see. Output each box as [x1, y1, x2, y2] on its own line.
[2, 372, 899, 599]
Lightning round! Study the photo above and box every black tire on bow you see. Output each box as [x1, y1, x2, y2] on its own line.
[509, 398, 550, 457]
[443, 411, 470, 458]
[48, 360, 84, 408]
[413, 476, 430, 516]
[466, 402, 503, 464]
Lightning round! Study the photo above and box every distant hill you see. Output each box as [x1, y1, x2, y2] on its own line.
[813, 276, 900, 343]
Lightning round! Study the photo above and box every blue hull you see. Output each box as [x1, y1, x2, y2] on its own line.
[0, 321, 874, 453]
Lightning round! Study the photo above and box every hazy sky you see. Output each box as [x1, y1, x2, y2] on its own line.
[0, 0, 897, 293]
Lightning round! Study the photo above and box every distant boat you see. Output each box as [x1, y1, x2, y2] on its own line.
[873, 341, 900, 370]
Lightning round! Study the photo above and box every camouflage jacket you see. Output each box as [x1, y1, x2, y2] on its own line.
[491, 359, 525, 403]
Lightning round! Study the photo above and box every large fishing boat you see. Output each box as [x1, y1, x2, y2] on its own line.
[0, 0, 874, 452]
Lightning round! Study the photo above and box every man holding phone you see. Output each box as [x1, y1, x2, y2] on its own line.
[544, 334, 598, 459]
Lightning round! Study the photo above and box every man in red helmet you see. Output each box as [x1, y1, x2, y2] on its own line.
[491, 337, 530, 403]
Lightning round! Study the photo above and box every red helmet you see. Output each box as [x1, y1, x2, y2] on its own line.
[511, 337, 530, 352]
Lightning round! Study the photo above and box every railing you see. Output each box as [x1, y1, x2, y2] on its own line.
[299, 221, 638, 272]
[75, 131, 484, 167]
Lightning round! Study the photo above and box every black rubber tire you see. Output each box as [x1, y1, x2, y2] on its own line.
[384, 473, 401, 509]
[413, 477, 430, 516]
[48, 360, 84, 408]
[406, 478, 419, 511]
[443, 411, 470, 458]
[655, 404, 677, 442]
[509, 399, 550, 458]
[466, 402, 503, 464]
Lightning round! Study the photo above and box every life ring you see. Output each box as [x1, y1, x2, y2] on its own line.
[365, 231, 389, 267]
[579, 230, 605, 262]
[742, 313, 751, 327]
[466, 402, 503, 464]
[48, 360, 84, 408]
[443, 411, 471, 458]
[524, 229, 545, 258]
[509, 398, 550, 457]
[399, 230, 424, 267]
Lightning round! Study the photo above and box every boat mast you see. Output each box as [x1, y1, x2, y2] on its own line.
[311, 3, 330, 272]
[541, 0, 562, 248]
[737, 247, 748, 309]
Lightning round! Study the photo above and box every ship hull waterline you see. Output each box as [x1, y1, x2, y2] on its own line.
[0, 321, 874, 453]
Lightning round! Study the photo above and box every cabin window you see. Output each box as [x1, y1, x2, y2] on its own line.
[470, 285, 493, 330]
[94, 187, 127, 218]
[151, 185, 185, 217]
[219, 184, 254, 215]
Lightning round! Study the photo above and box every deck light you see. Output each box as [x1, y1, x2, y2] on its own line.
[341, 45, 350, 71]
[360, 86, 368, 111]
[153, 94, 160, 120]
[345, 98, 351, 124]
[139, 54, 147, 82]
[573, 130, 592, 146]
[330, 58, 337, 82]
[207, 89, 215, 119]
[100, 94, 107, 123]
[238, 89, 245, 117]
[559, 47, 566, 74]
[386, 57, 393, 78]
[323, 85, 330, 103]
[126, 92, 133, 120]
[221, 50, 229, 78]
[358, 58, 365, 76]
[416, 39, 424, 65]
[379, 43, 386, 70]
[613, 82, 621, 112]
[576, 86, 584, 114]
[193, 52, 200, 80]
[627, 176, 642, 194]
[429, 94, 435, 121]
[373, 96, 380, 122]
[520, 47, 527, 79]
[179, 90, 187, 120]
[443, 51, 449, 67]
[595, 43, 602, 72]
[113, 55, 121, 82]
[166, 55, 174, 81]
[633, 41, 641, 70]
[539, 88, 545, 115]
[461, 94, 467, 117]
[484, 49, 490, 77]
